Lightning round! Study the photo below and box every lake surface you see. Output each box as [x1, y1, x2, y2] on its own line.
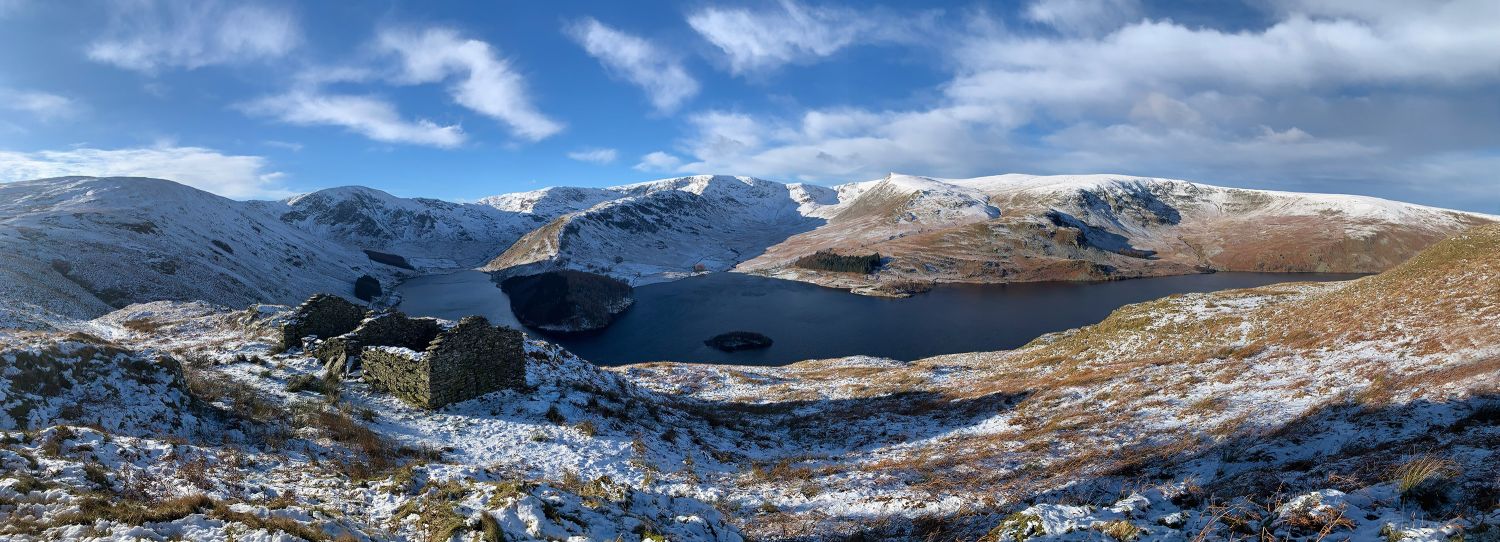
[391, 271, 525, 330]
[396, 270, 1364, 366]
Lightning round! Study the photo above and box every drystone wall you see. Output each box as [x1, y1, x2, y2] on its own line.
[315, 311, 441, 377]
[359, 315, 526, 409]
[361, 347, 433, 407]
[279, 294, 365, 351]
[426, 316, 526, 408]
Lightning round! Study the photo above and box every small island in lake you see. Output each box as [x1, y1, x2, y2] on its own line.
[705, 331, 774, 352]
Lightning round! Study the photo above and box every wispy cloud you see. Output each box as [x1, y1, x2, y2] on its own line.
[567, 18, 698, 112]
[567, 148, 618, 164]
[376, 27, 562, 141]
[1024, 0, 1140, 36]
[686, 0, 928, 74]
[240, 91, 465, 148]
[1, 90, 79, 120]
[0, 145, 290, 199]
[634, 151, 684, 172]
[262, 140, 304, 152]
[87, 0, 300, 72]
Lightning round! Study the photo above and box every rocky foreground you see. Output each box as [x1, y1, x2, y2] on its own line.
[1, 225, 1498, 541]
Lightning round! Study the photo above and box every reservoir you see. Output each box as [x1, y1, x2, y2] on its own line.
[395, 270, 1363, 366]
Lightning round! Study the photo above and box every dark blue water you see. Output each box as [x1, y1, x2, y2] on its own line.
[398, 271, 1363, 366]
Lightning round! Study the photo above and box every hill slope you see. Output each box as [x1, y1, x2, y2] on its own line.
[256, 185, 545, 269]
[2, 225, 1495, 541]
[483, 175, 825, 283]
[625, 223, 1500, 539]
[737, 173, 1493, 293]
[0, 177, 395, 329]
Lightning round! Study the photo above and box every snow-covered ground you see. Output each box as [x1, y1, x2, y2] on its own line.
[3, 224, 1498, 541]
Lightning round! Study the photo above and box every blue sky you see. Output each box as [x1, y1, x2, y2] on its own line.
[0, 1, 1497, 212]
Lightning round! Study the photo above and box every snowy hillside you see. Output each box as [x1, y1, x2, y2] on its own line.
[2, 172, 1490, 328]
[258, 186, 546, 269]
[483, 175, 826, 284]
[0, 177, 398, 330]
[2, 223, 1496, 541]
[738, 173, 1495, 294]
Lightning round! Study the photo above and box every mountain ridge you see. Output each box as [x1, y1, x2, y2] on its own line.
[2, 173, 1492, 328]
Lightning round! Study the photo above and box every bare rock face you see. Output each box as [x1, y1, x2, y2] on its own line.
[278, 294, 366, 352]
[500, 270, 634, 334]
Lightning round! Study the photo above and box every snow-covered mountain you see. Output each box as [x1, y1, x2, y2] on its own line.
[0, 177, 399, 329]
[4, 172, 1490, 328]
[482, 175, 826, 283]
[254, 185, 546, 269]
[737, 173, 1495, 293]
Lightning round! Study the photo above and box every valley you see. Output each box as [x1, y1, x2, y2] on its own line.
[1, 173, 1496, 541]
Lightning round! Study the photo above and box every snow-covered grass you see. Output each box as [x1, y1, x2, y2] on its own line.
[3, 212, 1499, 540]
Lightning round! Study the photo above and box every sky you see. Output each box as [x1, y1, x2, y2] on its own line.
[0, 0, 1497, 212]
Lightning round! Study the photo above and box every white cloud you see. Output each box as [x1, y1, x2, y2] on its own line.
[1024, 0, 1140, 36]
[240, 91, 465, 148]
[376, 27, 562, 141]
[686, 0, 926, 74]
[87, 0, 300, 72]
[0, 146, 290, 199]
[567, 148, 618, 165]
[634, 151, 684, 172]
[263, 140, 304, 152]
[566, 18, 698, 112]
[665, 0, 1500, 203]
[1, 90, 78, 120]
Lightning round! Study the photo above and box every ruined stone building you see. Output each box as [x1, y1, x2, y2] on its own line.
[278, 294, 366, 353]
[361, 316, 525, 409]
[279, 294, 526, 409]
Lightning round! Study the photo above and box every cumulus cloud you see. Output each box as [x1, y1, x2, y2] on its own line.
[687, 0, 928, 74]
[0, 146, 290, 199]
[1, 90, 78, 120]
[87, 0, 300, 72]
[665, 0, 1500, 208]
[239, 91, 465, 148]
[634, 151, 684, 172]
[566, 18, 698, 112]
[376, 27, 562, 141]
[567, 148, 618, 165]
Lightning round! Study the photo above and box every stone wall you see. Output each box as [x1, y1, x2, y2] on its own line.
[426, 316, 526, 408]
[361, 347, 432, 407]
[279, 294, 365, 351]
[315, 311, 441, 377]
[359, 315, 526, 409]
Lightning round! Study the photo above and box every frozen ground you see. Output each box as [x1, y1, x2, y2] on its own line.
[2, 226, 1498, 540]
